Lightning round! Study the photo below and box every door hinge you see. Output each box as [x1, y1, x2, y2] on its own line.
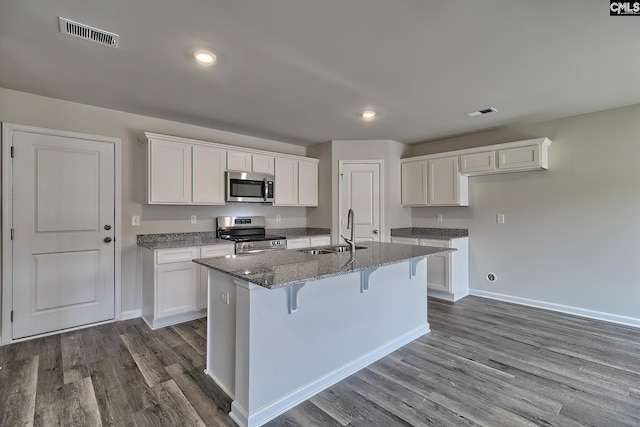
[10, 146, 14, 158]
[11, 228, 14, 240]
[11, 311, 14, 322]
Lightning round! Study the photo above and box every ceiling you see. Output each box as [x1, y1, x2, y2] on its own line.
[1, 1, 639, 147]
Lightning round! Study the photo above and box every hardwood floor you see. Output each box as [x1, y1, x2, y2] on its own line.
[1, 296, 639, 426]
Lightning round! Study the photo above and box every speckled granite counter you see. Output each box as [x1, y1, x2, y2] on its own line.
[266, 227, 330, 237]
[194, 242, 452, 289]
[390, 227, 468, 240]
[137, 232, 230, 250]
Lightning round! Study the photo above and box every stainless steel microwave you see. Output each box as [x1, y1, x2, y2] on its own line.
[226, 171, 275, 203]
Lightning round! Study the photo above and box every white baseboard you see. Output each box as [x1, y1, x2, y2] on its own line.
[229, 324, 430, 427]
[469, 289, 640, 328]
[121, 309, 142, 320]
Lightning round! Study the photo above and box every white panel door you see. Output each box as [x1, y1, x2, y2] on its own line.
[340, 162, 381, 242]
[12, 131, 115, 339]
[227, 150, 252, 172]
[252, 154, 275, 174]
[156, 261, 199, 318]
[420, 239, 449, 292]
[192, 145, 225, 204]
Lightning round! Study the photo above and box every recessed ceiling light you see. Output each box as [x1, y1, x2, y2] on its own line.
[361, 110, 376, 121]
[194, 49, 217, 66]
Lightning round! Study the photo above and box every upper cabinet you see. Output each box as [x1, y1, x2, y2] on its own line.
[141, 132, 318, 206]
[401, 156, 468, 207]
[227, 150, 275, 174]
[401, 137, 550, 207]
[274, 157, 319, 206]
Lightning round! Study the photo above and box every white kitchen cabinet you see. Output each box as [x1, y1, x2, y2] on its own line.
[401, 161, 427, 206]
[298, 160, 319, 206]
[498, 144, 546, 171]
[274, 157, 299, 206]
[428, 156, 468, 206]
[146, 139, 192, 204]
[391, 236, 468, 302]
[141, 243, 234, 329]
[460, 151, 496, 174]
[227, 150, 275, 174]
[199, 244, 235, 310]
[143, 137, 225, 205]
[401, 157, 467, 207]
[193, 145, 226, 204]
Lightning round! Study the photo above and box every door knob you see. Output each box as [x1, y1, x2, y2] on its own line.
[373, 229, 379, 234]
[104, 237, 112, 243]
[104, 224, 112, 230]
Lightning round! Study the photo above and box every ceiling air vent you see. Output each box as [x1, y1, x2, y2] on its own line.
[465, 107, 497, 118]
[58, 17, 119, 48]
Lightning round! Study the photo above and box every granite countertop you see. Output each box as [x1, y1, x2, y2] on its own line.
[266, 227, 331, 238]
[137, 232, 232, 250]
[390, 227, 468, 240]
[194, 242, 454, 289]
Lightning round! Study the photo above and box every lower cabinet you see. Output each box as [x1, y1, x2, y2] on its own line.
[141, 243, 234, 329]
[391, 236, 469, 302]
[286, 235, 331, 249]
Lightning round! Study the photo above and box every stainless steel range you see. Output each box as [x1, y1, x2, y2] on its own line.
[216, 216, 286, 254]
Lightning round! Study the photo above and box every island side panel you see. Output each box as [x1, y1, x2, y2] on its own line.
[233, 258, 429, 426]
[206, 269, 237, 398]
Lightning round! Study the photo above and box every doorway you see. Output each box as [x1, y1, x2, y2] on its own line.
[2, 123, 121, 343]
[338, 160, 383, 243]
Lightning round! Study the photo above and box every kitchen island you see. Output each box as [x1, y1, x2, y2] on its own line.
[194, 242, 452, 427]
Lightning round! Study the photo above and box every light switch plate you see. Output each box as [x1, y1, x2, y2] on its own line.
[497, 214, 505, 224]
[191, 215, 197, 224]
[132, 215, 140, 226]
[436, 214, 443, 222]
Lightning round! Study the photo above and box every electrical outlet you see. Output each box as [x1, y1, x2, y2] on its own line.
[276, 214, 281, 223]
[191, 215, 197, 224]
[131, 215, 140, 226]
[496, 214, 505, 224]
[436, 214, 443, 223]
[220, 291, 230, 305]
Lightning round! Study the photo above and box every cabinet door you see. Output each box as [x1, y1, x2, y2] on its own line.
[252, 154, 275, 174]
[298, 160, 318, 206]
[460, 151, 496, 174]
[227, 150, 252, 172]
[156, 261, 199, 318]
[401, 161, 427, 206]
[199, 245, 234, 310]
[192, 145, 226, 204]
[274, 157, 299, 206]
[149, 140, 191, 204]
[498, 145, 540, 170]
[309, 236, 330, 247]
[420, 239, 449, 293]
[286, 238, 310, 249]
[428, 156, 459, 205]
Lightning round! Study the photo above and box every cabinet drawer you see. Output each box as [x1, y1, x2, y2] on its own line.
[156, 247, 198, 264]
[200, 245, 234, 258]
[498, 145, 540, 170]
[286, 238, 310, 249]
[309, 236, 330, 247]
[391, 237, 419, 245]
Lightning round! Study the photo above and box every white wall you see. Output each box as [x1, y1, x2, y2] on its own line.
[0, 87, 309, 322]
[409, 103, 640, 323]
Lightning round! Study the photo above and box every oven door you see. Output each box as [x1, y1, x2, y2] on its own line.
[226, 171, 275, 203]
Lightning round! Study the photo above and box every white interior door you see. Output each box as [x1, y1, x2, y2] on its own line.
[11, 130, 116, 339]
[340, 162, 382, 243]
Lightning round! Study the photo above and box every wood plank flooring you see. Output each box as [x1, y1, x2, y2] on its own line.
[1, 296, 639, 426]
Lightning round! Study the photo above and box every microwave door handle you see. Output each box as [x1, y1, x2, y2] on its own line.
[263, 178, 268, 202]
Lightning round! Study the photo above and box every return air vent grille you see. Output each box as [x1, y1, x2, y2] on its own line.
[58, 17, 119, 48]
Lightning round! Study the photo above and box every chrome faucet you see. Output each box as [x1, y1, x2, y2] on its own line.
[341, 208, 356, 254]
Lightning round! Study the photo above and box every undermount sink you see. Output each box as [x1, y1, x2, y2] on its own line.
[325, 245, 368, 252]
[298, 248, 334, 255]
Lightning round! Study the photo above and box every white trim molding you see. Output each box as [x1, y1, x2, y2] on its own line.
[470, 289, 640, 328]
